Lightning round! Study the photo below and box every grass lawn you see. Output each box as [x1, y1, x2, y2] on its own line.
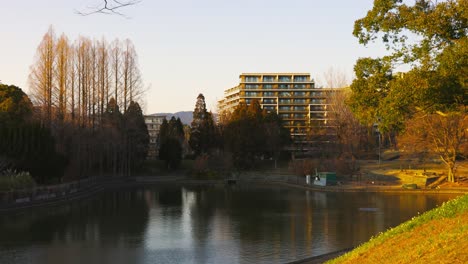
[355, 156, 468, 188]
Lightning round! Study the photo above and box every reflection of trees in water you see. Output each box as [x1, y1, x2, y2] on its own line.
[0, 189, 150, 247]
[0, 187, 460, 263]
[157, 187, 182, 207]
[185, 186, 218, 263]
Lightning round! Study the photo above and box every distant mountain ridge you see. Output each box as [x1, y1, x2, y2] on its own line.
[149, 111, 193, 125]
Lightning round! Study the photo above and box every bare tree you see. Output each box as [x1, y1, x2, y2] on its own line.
[110, 39, 122, 107]
[97, 38, 109, 118]
[327, 88, 368, 158]
[322, 67, 349, 89]
[398, 109, 467, 183]
[55, 34, 71, 122]
[121, 39, 143, 112]
[29, 26, 56, 127]
[76, 0, 141, 17]
[69, 45, 77, 123]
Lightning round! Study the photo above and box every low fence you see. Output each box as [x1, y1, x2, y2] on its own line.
[0, 177, 125, 210]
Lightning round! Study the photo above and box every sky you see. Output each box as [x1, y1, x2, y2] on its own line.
[0, 0, 390, 114]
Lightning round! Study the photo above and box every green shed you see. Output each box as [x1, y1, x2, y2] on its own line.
[313, 172, 337, 186]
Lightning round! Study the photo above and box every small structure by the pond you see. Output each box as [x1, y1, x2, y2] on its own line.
[313, 172, 337, 186]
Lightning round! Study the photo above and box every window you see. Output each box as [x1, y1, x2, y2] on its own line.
[279, 92, 292, 97]
[294, 92, 306, 96]
[294, 106, 306, 111]
[294, 84, 306, 89]
[295, 99, 306, 104]
[264, 91, 275, 96]
[263, 76, 275, 82]
[278, 76, 291, 82]
[264, 106, 276, 111]
[310, 105, 325, 111]
[280, 114, 290, 119]
[245, 84, 259, 89]
[279, 106, 290, 111]
[294, 76, 307, 82]
[245, 92, 258, 97]
[245, 76, 259, 82]
[245, 99, 251, 104]
[263, 98, 276, 104]
[311, 99, 325, 104]
[310, 113, 326, 118]
[263, 84, 273, 89]
[279, 99, 291, 104]
[279, 84, 291, 89]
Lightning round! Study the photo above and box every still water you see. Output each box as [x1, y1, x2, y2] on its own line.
[0, 185, 459, 264]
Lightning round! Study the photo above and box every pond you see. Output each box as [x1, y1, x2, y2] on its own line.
[0, 184, 459, 264]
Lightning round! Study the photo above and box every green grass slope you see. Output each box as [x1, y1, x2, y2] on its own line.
[328, 194, 468, 264]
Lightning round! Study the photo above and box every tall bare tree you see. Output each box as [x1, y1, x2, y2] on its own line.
[29, 26, 56, 127]
[55, 34, 70, 122]
[110, 39, 122, 108]
[27, 28, 148, 182]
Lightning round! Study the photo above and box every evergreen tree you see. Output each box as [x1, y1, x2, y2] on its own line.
[158, 117, 184, 169]
[0, 84, 33, 126]
[189, 93, 217, 156]
[0, 84, 66, 182]
[124, 101, 150, 171]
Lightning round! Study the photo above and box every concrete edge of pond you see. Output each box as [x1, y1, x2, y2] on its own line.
[286, 247, 353, 264]
[273, 182, 468, 195]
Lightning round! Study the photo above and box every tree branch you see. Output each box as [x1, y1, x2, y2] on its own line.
[75, 0, 141, 17]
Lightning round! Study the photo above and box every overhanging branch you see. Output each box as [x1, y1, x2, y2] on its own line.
[76, 0, 141, 17]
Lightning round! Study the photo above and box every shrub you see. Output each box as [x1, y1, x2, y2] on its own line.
[190, 153, 231, 180]
[0, 169, 36, 191]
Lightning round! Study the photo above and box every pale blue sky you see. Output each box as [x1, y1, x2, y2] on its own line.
[0, 0, 389, 113]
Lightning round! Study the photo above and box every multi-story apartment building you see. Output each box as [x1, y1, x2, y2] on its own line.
[144, 114, 166, 159]
[218, 73, 336, 139]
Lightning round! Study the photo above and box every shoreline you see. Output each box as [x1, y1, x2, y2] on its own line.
[1, 175, 466, 213]
[273, 181, 468, 194]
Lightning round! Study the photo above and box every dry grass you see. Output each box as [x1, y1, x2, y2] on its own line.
[355, 159, 468, 187]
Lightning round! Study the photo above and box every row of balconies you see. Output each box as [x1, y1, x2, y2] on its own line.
[243, 92, 328, 98]
[244, 92, 308, 97]
[244, 84, 313, 89]
[244, 98, 327, 104]
[242, 75, 312, 83]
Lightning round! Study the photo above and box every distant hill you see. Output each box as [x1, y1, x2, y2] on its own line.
[150, 111, 193, 125]
[149, 111, 218, 125]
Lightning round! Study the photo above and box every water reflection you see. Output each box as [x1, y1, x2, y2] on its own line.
[0, 185, 459, 264]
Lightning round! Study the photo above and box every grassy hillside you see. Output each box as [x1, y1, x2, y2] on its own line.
[328, 194, 468, 264]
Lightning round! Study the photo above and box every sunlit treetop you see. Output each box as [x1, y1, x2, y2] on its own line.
[353, 0, 468, 65]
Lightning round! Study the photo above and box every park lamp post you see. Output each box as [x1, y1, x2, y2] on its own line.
[375, 120, 381, 166]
